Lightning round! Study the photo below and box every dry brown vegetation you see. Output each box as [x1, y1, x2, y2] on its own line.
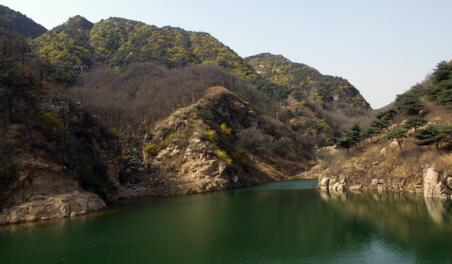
[70, 63, 281, 135]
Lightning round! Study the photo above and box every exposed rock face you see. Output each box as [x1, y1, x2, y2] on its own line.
[316, 166, 452, 200]
[0, 105, 122, 225]
[0, 191, 105, 224]
[423, 167, 452, 200]
[134, 86, 314, 196]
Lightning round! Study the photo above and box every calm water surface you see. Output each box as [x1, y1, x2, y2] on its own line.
[1, 180, 451, 264]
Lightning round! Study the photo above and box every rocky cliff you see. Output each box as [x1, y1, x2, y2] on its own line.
[121, 86, 315, 197]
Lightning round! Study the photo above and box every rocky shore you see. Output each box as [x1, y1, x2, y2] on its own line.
[317, 166, 452, 200]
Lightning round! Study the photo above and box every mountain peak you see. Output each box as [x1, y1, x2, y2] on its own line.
[64, 15, 93, 30]
[0, 4, 47, 38]
[247, 52, 291, 62]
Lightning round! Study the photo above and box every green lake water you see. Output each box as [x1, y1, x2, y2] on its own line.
[1, 180, 452, 264]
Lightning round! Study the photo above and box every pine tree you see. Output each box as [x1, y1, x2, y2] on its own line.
[386, 127, 407, 152]
[414, 125, 444, 151]
[403, 116, 427, 132]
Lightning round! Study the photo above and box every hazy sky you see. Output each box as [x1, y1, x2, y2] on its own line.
[2, 0, 451, 108]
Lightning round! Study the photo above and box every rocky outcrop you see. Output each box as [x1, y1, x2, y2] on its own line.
[423, 167, 452, 200]
[316, 166, 451, 200]
[0, 191, 105, 224]
[132, 86, 314, 196]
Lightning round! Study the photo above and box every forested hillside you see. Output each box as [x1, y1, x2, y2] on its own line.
[313, 61, 452, 198]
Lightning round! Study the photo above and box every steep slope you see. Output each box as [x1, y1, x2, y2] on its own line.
[32, 16, 257, 83]
[123, 86, 315, 197]
[0, 5, 47, 38]
[31, 15, 375, 146]
[246, 54, 373, 130]
[0, 21, 122, 224]
[310, 61, 452, 200]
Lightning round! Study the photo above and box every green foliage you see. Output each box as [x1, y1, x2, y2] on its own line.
[432, 61, 451, 83]
[386, 127, 407, 141]
[143, 142, 158, 157]
[203, 129, 217, 142]
[337, 138, 353, 155]
[246, 53, 370, 108]
[403, 116, 427, 132]
[360, 127, 378, 139]
[33, 17, 257, 84]
[346, 123, 362, 145]
[219, 123, 232, 135]
[395, 92, 423, 115]
[215, 149, 232, 166]
[41, 111, 62, 128]
[386, 127, 407, 151]
[428, 80, 452, 105]
[415, 125, 442, 147]
[415, 125, 451, 148]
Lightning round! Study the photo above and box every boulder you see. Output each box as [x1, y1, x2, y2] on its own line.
[0, 191, 106, 225]
[349, 184, 362, 192]
[423, 167, 452, 200]
[318, 177, 330, 190]
[389, 139, 399, 149]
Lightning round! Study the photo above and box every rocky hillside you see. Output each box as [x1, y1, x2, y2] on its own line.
[122, 86, 315, 197]
[0, 4, 383, 224]
[30, 14, 375, 147]
[0, 5, 47, 38]
[246, 53, 373, 131]
[0, 21, 122, 224]
[309, 61, 452, 200]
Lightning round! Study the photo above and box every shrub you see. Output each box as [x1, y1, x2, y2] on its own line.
[219, 123, 232, 135]
[403, 116, 427, 132]
[237, 127, 273, 155]
[41, 111, 62, 128]
[203, 130, 217, 142]
[215, 149, 232, 166]
[143, 142, 158, 157]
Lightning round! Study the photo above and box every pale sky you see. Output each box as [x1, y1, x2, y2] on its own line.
[2, 0, 451, 108]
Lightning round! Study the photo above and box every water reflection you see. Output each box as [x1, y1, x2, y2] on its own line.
[0, 181, 451, 264]
[424, 197, 452, 224]
[319, 189, 452, 263]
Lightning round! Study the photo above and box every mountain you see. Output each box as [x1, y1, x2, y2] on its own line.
[310, 61, 452, 200]
[245, 53, 375, 144]
[0, 21, 124, 224]
[0, 5, 47, 38]
[0, 6, 383, 224]
[246, 53, 370, 110]
[32, 16, 257, 83]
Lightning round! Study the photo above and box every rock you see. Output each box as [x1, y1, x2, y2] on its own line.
[318, 177, 330, 190]
[389, 140, 399, 149]
[371, 179, 380, 186]
[379, 148, 387, 156]
[423, 167, 452, 200]
[349, 184, 362, 192]
[447, 177, 452, 189]
[372, 161, 379, 166]
[0, 191, 106, 225]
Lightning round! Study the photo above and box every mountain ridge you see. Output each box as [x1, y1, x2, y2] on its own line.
[0, 4, 47, 38]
